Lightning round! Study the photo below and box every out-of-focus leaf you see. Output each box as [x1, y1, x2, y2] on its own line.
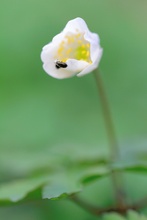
[0, 175, 50, 202]
[127, 210, 147, 220]
[103, 211, 147, 220]
[112, 160, 147, 172]
[42, 172, 81, 200]
[103, 212, 126, 220]
[0, 161, 109, 205]
[42, 164, 108, 200]
[115, 140, 147, 173]
[77, 165, 109, 184]
[0, 142, 147, 206]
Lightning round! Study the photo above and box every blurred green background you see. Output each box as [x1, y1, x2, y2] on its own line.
[0, 0, 147, 219]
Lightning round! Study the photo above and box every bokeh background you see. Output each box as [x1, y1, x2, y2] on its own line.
[0, 0, 147, 219]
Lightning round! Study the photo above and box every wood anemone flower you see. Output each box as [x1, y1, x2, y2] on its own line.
[41, 17, 103, 79]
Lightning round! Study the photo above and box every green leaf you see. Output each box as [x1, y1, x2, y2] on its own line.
[42, 172, 82, 200]
[41, 164, 109, 200]
[103, 213, 126, 220]
[127, 210, 147, 220]
[114, 141, 147, 173]
[112, 160, 147, 172]
[77, 165, 109, 184]
[0, 175, 49, 203]
[127, 210, 140, 220]
[0, 160, 109, 205]
[103, 211, 147, 220]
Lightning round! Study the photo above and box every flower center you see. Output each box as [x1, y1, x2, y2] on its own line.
[55, 31, 92, 63]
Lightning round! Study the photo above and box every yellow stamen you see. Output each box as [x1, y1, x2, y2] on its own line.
[55, 32, 91, 63]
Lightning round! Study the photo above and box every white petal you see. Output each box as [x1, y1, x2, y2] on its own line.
[41, 43, 55, 63]
[66, 59, 89, 72]
[41, 43, 89, 79]
[63, 17, 90, 34]
[52, 18, 89, 46]
[43, 62, 76, 79]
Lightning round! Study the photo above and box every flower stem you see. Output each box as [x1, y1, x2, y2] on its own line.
[94, 69, 125, 208]
[94, 69, 118, 160]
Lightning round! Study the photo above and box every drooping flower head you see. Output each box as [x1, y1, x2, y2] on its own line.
[41, 18, 103, 79]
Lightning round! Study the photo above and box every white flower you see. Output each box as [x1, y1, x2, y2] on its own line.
[41, 17, 103, 79]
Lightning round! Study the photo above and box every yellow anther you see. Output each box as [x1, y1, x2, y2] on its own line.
[86, 51, 90, 57]
[58, 46, 63, 53]
[66, 48, 72, 55]
[61, 58, 67, 62]
[81, 44, 86, 49]
[82, 50, 86, 54]
[56, 32, 91, 63]
[78, 40, 82, 44]
[86, 43, 90, 48]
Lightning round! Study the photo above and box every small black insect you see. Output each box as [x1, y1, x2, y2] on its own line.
[55, 60, 68, 69]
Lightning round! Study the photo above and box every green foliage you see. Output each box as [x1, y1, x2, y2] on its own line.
[0, 0, 147, 219]
[0, 156, 147, 204]
[103, 211, 147, 220]
[103, 213, 126, 220]
[0, 175, 49, 203]
[0, 159, 108, 203]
